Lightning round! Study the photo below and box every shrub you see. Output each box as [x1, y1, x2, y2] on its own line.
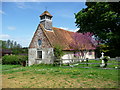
[54, 45, 64, 59]
[53, 45, 64, 66]
[2, 55, 28, 65]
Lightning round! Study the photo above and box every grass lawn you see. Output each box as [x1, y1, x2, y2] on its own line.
[2, 64, 119, 88]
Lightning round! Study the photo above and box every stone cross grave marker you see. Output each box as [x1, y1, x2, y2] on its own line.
[100, 52, 105, 67]
[101, 52, 104, 58]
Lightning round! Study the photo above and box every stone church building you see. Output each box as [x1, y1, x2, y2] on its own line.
[28, 11, 96, 66]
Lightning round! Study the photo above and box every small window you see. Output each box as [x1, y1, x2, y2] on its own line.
[41, 16, 45, 20]
[37, 51, 42, 59]
[38, 39, 42, 46]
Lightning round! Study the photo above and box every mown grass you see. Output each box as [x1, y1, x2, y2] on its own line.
[2, 65, 22, 70]
[2, 64, 119, 88]
[88, 59, 120, 64]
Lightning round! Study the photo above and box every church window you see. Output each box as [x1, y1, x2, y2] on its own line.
[37, 51, 42, 59]
[38, 39, 42, 46]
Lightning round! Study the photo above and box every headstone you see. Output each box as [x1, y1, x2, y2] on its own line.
[100, 60, 105, 67]
[101, 52, 104, 58]
[100, 52, 105, 67]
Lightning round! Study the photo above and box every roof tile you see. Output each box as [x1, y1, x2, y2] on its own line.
[40, 11, 52, 17]
[42, 25, 95, 50]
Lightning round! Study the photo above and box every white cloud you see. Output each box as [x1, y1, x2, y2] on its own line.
[16, 2, 26, 9]
[0, 10, 5, 15]
[7, 26, 16, 30]
[15, 2, 32, 9]
[0, 34, 10, 40]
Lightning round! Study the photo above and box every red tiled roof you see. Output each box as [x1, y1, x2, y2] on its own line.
[40, 24, 96, 50]
[40, 11, 52, 17]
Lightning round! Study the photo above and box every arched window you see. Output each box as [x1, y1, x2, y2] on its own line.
[38, 39, 42, 46]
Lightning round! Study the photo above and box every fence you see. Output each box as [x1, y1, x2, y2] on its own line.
[54, 58, 120, 69]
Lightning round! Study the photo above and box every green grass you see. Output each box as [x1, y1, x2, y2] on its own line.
[2, 65, 22, 70]
[88, 60, 120, 64]
[72, 60, 120, 68]
[2, 64, 118, 81]
[2, 64, 119, 88]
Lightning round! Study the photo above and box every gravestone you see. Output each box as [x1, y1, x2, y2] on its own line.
[100, 52, 105, 67]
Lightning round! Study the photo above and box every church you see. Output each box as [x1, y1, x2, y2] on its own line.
[28, 11, 96, 66]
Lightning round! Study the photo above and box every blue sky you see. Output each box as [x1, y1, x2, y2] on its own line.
[1, 2, 86, 47]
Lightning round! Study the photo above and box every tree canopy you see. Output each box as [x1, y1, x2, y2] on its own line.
[0, 40, 28, 55]
[0, 40, 22, 49]
[69, 32, 97, 59]
[75, 2, 120, 57]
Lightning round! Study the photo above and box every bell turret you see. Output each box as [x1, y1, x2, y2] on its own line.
[40, 11, 53, 31]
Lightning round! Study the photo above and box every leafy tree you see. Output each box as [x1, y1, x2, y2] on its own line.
[1, 41, 7, 49]
[53, 45, 64, 66]
[69, 32, 96, 59]
[7, 40, 11, 48]
[10, 40, 14, 49]
[2, 55, 28, 65]
[1, 39, 22, 49]
[14, 41, 18, 48]
[1, 40, 28, 55]
[75, 2, 120, 57]
[54, 45, 64, 59]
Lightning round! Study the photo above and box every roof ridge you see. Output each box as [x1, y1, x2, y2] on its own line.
[52, 27, 76, 33]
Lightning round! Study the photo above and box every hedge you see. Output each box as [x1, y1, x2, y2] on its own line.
[2, 55, 28, 65]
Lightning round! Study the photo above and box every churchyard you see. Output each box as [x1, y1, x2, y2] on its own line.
[1, 1, 120, 89]
[2, 60, 119, 88]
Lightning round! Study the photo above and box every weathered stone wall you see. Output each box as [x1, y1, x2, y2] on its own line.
[29, 24, 51, 48]
[41, 20, 52, 30]
[28, 48, 37, 66]
[29, 48, 54, 65]
[28, 24, 53, 66]
[41, 48, 54, 64]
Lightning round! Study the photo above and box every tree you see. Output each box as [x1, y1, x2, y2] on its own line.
[54, 45, 64, 59]
[6, 40, 11, 48]
[53, 45, 64, 66]
[1, 40, 28, 55]
[10, 40, 14, 49]
[1, 41, 7, 49]
[69, 32, 96, 60]
[75, 2, 120, 57]
[14, 41, 17, 48]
